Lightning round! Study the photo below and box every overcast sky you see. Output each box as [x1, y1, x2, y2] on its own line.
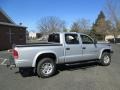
[0, 0, 106, 32]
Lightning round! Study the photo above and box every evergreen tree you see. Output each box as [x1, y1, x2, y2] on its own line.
[95, 11, 105, 25]
[91, 11, 107, 40]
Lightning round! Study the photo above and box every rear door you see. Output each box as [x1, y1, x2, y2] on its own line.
[64, 33, 83, 63]
[80, 34, 98, 60]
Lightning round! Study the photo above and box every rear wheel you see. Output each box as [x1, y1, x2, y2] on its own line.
[99, 52, 111, 66]
[37, 58, 56, 78]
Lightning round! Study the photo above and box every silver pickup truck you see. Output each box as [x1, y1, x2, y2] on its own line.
[9, 32, 113, 78]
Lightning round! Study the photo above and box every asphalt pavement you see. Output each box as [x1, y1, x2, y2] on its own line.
[0, 44, 120, 90]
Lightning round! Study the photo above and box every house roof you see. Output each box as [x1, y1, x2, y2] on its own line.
[0, 8, 15, 24]
[0, 22, 27, 28]
[0, 8, 27, 28]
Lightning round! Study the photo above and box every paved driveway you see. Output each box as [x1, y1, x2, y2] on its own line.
[0, 44, 120, 90]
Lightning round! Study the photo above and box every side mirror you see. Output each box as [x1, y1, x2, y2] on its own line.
[94, 39, 97, 44]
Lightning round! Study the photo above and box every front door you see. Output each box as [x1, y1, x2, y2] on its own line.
[80, 34, 99, 60]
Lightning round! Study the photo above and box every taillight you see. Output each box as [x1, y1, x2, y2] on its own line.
[13, 50, 19, 59]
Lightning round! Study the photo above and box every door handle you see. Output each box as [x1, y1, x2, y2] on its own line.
[82, 47, 86, 49]
[66, 48, 70, 50]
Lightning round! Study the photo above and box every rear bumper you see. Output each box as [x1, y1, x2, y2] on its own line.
[15, 60, 32, 67]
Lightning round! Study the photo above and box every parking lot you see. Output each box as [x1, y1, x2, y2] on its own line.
[0, 44, 120, 90]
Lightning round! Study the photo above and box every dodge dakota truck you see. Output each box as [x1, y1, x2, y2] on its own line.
[8, 32, 113, 78]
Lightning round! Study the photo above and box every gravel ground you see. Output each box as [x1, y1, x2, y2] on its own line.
[0, 44, 120, 90]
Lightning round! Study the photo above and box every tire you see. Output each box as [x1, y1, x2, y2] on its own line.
[37, 58, 56, 78]
[99, 52, 111, 66]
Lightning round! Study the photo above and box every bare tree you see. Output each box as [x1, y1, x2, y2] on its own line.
[70, 21, 80, 32]
[105, 0, 120, 36]
[38, 16, 65, 35]
[70, 19, 90, 33]
[79, 18, 90, 33]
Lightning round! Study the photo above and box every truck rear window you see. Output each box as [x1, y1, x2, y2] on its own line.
[48, 34, 60, 43]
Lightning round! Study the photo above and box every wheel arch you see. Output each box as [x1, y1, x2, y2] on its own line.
[99, 49, 111, 59]
[32, 51, 57, 67]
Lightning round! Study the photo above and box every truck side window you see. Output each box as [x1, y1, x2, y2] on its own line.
[65, 34, 79, 44]
[48, 34, 60, 43]
[80, 35, 93, 44]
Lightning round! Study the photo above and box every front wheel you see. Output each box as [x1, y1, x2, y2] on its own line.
[37, 58, 56, 78]
[99, 52, 111, 66]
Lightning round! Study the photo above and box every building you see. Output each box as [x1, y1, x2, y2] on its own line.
[29, 32, 37, 39]
[105, 35, 114, 42]
[0, 9, 27, 50]
[105, 35, 120, 41]
[28, 32, 42, 39]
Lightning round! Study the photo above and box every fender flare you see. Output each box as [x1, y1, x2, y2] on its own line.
[32, 50, 57, 67]
[99, 48, 111, 59]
